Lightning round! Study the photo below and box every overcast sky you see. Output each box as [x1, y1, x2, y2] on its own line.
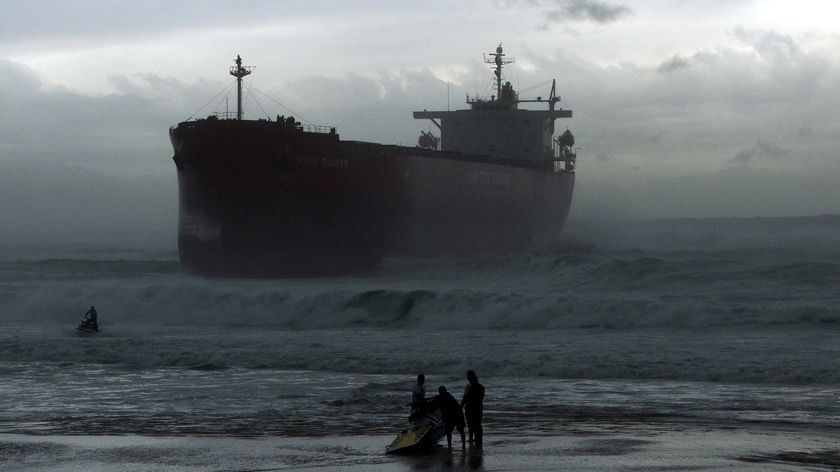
[1, 0, 839, 236]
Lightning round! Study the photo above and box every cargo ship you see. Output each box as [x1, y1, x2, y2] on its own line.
[170, 45, 576, 277]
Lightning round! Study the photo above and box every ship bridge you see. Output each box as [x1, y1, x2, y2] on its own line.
[413, 107, 572, 163]
[414, 45, 572, 164]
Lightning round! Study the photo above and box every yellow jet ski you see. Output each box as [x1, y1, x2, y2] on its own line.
[386, 409, 445, 454]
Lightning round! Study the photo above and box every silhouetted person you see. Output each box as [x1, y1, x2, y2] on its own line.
[409, 374, 426, 422]
[461, 370, 484, 446]
[433, 385, 465, 449]
[82, 306, 99, 331]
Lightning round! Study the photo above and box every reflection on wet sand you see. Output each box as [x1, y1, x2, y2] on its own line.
[396, 444, 484, 471]
[4, 428, 840, 471]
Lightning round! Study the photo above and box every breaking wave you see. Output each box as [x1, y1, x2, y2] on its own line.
[2, 227, 839, 385]
[1, 247, 839, 331]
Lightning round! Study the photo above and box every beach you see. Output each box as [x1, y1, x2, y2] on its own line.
[4, 422, 840, 471]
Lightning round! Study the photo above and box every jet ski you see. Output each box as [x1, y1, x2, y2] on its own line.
[386, 408, 445, 454]
[75, 322, 99, 334]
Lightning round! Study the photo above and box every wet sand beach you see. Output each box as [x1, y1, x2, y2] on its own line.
[4, 421, 840, 471]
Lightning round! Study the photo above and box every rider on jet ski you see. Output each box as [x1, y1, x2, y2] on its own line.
[80, 306, 99, 331]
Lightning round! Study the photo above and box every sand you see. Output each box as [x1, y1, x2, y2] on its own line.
[3, 421, 840, 471]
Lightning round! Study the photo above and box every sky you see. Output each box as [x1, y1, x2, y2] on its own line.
[1, 0, 839, 236]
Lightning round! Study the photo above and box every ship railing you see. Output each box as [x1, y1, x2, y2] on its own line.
[300, 124, 336, 134]
[552, 147, 576, 174]
[209, 111, 238, 120]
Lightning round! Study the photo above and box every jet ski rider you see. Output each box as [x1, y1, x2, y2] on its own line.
[82, 306, 99, 331]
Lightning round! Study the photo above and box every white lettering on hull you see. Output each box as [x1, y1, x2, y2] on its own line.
[295, 156, 349, 168]
[466, 170, 511, 187]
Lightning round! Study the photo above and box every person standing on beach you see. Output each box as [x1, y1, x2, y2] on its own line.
[409, 374, 426, 421]
[433, 385, 466, 449]
[461, 370, 484, 446]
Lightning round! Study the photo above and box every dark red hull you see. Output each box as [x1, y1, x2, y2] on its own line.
[170, 120, 574, 277]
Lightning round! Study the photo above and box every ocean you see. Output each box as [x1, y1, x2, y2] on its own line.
[2, 216, 840, 471]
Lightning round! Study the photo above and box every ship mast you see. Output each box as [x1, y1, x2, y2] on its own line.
[484, 44, 514, 101]
[229, 55, 253, 120]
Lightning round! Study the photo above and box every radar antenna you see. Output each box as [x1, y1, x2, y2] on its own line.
[484, 44, 514, 101]
[229, 55, 254, 120]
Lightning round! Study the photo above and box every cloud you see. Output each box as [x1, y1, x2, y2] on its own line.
[522, 26, 840, 218]
[0, 61, 192, 236]
[0, 158, 177, 237]
[557, 0, 632, 23]
[733, 27, 801, 61]
[594, 151, 611, 162]
[733, 140, 787, 163]
[657, 55, 689, 74]
[3, 18, 840, 237]
[0, 59, 44, 99]
[571, 167, 840, 221]
[511, 0, 631, 26]
[0, 1, 329, 44]
[733, 149, 753, 163]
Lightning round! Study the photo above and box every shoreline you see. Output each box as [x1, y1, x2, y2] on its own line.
[4, 421, 840, 471]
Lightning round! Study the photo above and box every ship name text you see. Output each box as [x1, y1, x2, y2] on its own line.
[466, 171, 511, 187]
[295, 156, 349, 168]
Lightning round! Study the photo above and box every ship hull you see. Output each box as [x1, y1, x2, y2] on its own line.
[170, 120, 574, 277]
[385, 151, 574, 257]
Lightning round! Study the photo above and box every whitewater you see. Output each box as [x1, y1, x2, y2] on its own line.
[2, 216, 840, 470]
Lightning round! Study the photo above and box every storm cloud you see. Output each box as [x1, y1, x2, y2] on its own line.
[557, 0, 632, 23]
[1, 1, 838, 237]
